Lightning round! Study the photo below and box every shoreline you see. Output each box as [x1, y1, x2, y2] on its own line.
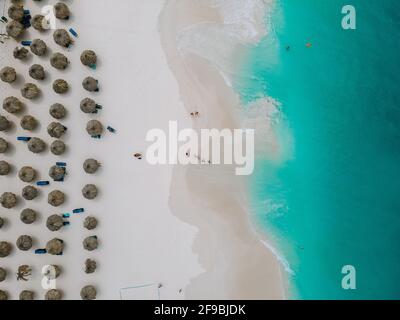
[159, 0, 286, 299]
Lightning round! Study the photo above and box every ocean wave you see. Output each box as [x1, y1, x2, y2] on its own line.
[261, 240, 295, 275]
[202, 0, 273, 41]
[238, 97, 293, 163]
[177, 0, 274, 77]
[172, 0, 295, 281]
[198, 0, 273, 42]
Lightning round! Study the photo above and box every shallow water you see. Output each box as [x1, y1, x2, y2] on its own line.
[237, 0, 400, 299]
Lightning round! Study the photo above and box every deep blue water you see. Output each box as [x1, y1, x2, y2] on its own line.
[237, 0, 400, 299]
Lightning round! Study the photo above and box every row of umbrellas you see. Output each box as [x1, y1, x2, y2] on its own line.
[0, 0, 101, 300]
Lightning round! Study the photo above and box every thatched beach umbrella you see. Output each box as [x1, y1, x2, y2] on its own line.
[0, 161, 11, 176]
[86, 120, 103, 137]
[13, 47, 28, 61]
[54, 2, 70, 20]
[20, 115, 38, 131]
[20, 208, 37, 224]
[0, 116, 10, 131]
[30, 39, 47, 56]
[28, 137, 46, 153]
[3, 96, 23, 114]
[82, 184, 98, 200]
[15, 236, 32, 253]
[81, 50, 97, 67]
[47, 122, 67, 138]
[0, 290, 8, 300]
[82, 76, 99, 92]
[31, 14, 46, 31]
[19, 290, 35, 300]
[19, 166, 36, 182]
[45, 289, 62, 300]
[49, 165, 66, 181]
[13, 47, 29, 60]
[22, 185, 38, 200]
[21, 83, 40, 100]
[6, 20, 24, 39]
[83, 158, 100, 174]
[50, 140, 66, 155]
[53, 29, 72, 48]
[48, 122, 67, 138]
[53, 79, 69, 94]
[85, 259, 97, 274]
[84, 216, 98, 230]
[45, 238, 64, 255]
[29, 64, 46, 80]
[16, 235, 33, 251]
[49, 103, 67, 119]
[0, 138, 8, 153]
[8, 4, 24, 21]
[80, 98, 97, 114]
[44, 265, 61, 279]
[46, 214, 64, 231]
[0, 241, 12, 257]
[0, 267, 6, 282]
[80, 285, 97, 300]
[48, 190, 65, 207]
[0, 192, 17, 209]
[17, 265, 32, 281]
[83, 236, 98, 251]
[0, 67, 17, 83]
[50, 52, 69, 70]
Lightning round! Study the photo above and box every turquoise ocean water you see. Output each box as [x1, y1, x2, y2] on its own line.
[236, 0, 400, 299]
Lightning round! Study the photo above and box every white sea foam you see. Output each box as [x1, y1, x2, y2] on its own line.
[206, 0, 273, 41]
[176, 0, 283, 157]
[238, 97, 294, 164]
[261, 240, 295, 275]
[176, 0, 294, 276]
[177, 0, 274, 77]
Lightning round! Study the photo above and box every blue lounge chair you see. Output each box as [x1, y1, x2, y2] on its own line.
[73, 208, 85, 214]
[63, 221, 70, 226]
[35, 249, 47, 254]
[107, 126, 116, 133]
[62, 213, 70, 218]
[22, 12, 31, 27]
[17, 136, 31, 141]
[69, 28, 78, 37]
[56, 162, 67, 167]
[36, 181, 50, 186]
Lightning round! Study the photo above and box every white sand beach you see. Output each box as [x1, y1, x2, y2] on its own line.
[160, 0, 285, 299]
[0, 0, 285, 300]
